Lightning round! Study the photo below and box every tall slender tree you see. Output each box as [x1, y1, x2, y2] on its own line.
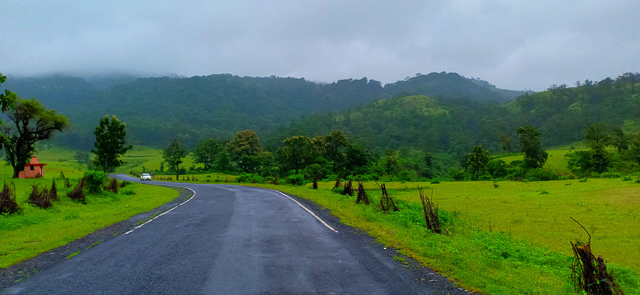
[91, 115, 132, 172]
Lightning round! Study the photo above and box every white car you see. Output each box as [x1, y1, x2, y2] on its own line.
[140, 173, 152, 181]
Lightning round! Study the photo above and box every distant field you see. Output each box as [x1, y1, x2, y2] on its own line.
[498, 148, 576, 176]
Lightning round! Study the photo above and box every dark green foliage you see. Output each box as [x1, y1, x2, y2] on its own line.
[487, 159, 508, 178]
[448, 167, 465, 181]
[226, 130, 262, 162]
[91, 115, 132, 172]
[163, 138, 188, 179]
[85, 170, 106, 194]
[467, 145, 491, 181]
[2, 98, 69, 178]
[517, 125, 548, 169]
[584, 123, 611, 173]
[0, 181, 20, 215]
[28, 185, 52, 209]
[0, 73, 17, 130]
[236, 173, 264, 184]
[525, 168, 559, 181]
[191, 138, 222, 171]
[214, 150, 235, 174]
[276, 135, 315, 174]
[285, 172, 305, 186]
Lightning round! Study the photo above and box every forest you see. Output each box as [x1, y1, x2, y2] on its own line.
[2, 71, 640, 181]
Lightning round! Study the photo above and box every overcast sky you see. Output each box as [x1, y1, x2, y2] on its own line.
[2, 1, 638, 91]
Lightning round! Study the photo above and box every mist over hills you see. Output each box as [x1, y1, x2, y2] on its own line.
[3, 71, 523, 149]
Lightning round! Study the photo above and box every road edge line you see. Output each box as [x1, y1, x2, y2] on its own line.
[271, 189, 339, 233]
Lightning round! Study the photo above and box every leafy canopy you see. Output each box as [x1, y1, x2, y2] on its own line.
[1, 98, 69, 178]
[91, 115, 132, 172]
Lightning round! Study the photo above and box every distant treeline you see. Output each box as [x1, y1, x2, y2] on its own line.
[4, 72, 522, 150]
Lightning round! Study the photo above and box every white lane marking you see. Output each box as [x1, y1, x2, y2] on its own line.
[124, 186, 197, 235]
[271, 189, 339, 233]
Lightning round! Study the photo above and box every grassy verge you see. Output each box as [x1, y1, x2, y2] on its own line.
[235, 182, 639, 294]
[0, 177, 178, 268]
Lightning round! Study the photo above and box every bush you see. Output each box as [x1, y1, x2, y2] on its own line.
[448, 167, 465, 181]
[236, 173, 264, 184]
[487, 159, 508, 178]
[331, 187, 343, 194]
[285, 173, 305, 186]
[600, 172, 622, 179]
[525, 168, 559, 181]
[85, 170, 106, 194]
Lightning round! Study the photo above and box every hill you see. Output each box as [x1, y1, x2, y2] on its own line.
[3, 72, 520, 149]
[275, 73, 640, 157]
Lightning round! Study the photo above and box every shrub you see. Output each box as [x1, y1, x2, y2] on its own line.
[85, 171, 106, 194]
[448, 167, 465, 181]
[525, 168, 559, 181]
[600, 172, 622, 179]
[120, 189, 136, 195]
[331, 187, 343, 194]
[236, 173, 264, 184]
[579, 177, 588, 182]
[285, 173, 305, 186]
[0, 181, 20, 215]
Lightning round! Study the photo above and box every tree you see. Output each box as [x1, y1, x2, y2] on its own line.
[608, 125, 627, 152]
[1, 98, 69, 178]
[276, 136, 315, 174]
[342, 144, 373, 176]
[516, 125, 548, 169]
[75, 150, 90, 166]
[214, 149, 235, 173]
[498, 132, 514, 153]
[226, 130, 262, 161]
[192, 138, 222, 171]
[0, 74, 17, 151]
[467, 145, 490, 180]
[163, 138, 188, 179]
[91, 115, 132, 172]
[628, 131, 640, 167]
[316, 130, 349, 172]
[584, 123, 610, 173]
[384, 148, 401, 175]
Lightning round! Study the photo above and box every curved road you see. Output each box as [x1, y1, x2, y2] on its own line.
[2, 175, 466, 294]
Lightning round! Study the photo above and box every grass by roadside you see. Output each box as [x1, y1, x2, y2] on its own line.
[0, 159, 178, 268]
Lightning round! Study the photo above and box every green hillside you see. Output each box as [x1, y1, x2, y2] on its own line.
[3, 72, 522, 149]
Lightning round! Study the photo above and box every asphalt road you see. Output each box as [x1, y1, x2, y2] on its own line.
[2, 175, 467, 294]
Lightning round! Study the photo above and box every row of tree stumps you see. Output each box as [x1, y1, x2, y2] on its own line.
[330, 179, 444, 233]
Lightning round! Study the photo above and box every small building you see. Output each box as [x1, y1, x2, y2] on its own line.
[19, 156, 47, 179]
